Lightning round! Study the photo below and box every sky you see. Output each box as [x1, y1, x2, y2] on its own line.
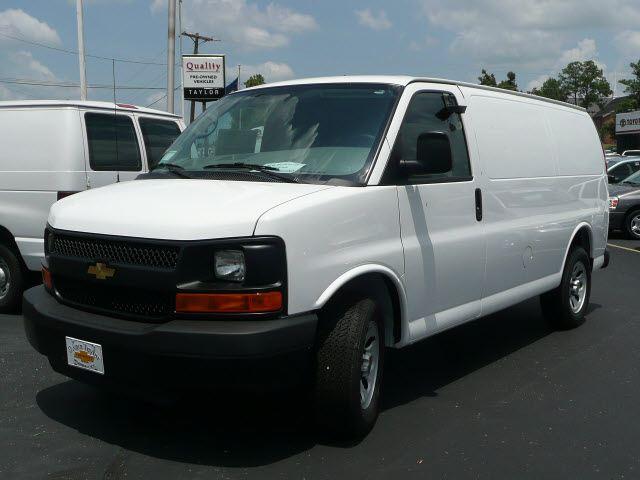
[1, 0, 640, 115]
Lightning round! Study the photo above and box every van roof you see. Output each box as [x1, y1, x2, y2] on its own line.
[0, 100, 182, 118]
[244, 75, 586, 112]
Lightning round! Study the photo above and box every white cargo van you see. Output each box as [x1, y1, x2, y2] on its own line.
[23, 77, 609, 438]
[0, 101, 184, 311]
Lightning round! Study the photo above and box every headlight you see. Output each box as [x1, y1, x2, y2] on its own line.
[609, 196, 619, 210]
[214, 250, 245, 282]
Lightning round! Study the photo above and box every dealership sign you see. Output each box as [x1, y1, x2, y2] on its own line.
[182, 54, 225, 101]
[616, 110, 640, 134]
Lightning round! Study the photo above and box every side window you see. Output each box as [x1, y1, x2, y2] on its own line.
[85, 113, 142, 171]
[390, 91, 471, 184]
[138, 118, 182, 169]
[612, 163, 632, 181]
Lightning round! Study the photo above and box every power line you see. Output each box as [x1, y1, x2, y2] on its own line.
[146, 84, 182, 108]
[0, 29, 169, 65]
[0, 77, 165, 90]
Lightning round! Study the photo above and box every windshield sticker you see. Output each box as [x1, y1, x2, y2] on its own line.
[264, 162, 306, 173]
[161, 150, 177, 162]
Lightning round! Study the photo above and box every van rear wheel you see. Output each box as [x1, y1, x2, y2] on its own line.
[0, 244, 24, 314]
[540, 247, 591, 330]
[313, 295, 384, 439]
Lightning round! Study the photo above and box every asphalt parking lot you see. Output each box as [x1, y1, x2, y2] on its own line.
[1, 236, 639, 480]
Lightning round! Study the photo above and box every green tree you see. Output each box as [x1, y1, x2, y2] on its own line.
[244, 74, 265, 88]
[619, 59, 640, 109]
[531, 77, 567, 101]
[478, 69, 497, 87]
[559, 60, 612, 108]
[615, 97, 637, 113]
[497, 71, 518, 91]
[600, 120, 616, 142]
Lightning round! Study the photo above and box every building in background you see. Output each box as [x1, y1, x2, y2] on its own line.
[615, 110, 640, 153]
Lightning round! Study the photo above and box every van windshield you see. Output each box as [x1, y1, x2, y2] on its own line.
[156, 83, 400, 185]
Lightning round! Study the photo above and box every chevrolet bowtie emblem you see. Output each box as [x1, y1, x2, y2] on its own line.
[87, 262, 115, 280]
[74, 350, 95, 364]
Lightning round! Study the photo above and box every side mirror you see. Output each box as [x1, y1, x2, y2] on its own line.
[400, 131, 452, 175]
[608, 174, 616, 184]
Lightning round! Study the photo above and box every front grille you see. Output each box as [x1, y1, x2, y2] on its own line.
[49, 234, 179, 270]
[54, 277, 173, 321]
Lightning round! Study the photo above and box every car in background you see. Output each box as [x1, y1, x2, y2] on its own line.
[609, 170, 640, 239]
[606, 156, 622, 168]
[607, 157, 640, 184]
[0, 100, 185, 312]
[622, 149, 640, 156]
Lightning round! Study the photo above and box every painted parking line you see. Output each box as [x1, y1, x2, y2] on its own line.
[608, 243, 640, 254]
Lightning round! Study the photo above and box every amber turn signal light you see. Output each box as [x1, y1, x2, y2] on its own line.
[175, 291, 283, 313]
[42, 267, 53, 290]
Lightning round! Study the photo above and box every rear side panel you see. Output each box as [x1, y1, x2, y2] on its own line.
[459, 86, 607, 316]
[0, 108, 85, 270]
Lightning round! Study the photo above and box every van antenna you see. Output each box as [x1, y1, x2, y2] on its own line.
[112, 58, 120, 182]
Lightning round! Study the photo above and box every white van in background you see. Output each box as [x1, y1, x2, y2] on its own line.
[0, 101, 185, 311]
[24, 77, 609, 438]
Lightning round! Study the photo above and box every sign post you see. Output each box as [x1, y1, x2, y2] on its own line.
[182, 54, 226, 105]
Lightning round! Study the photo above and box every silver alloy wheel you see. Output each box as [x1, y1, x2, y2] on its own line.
[569, 261, 587, 314]
[631, 213, 640, 238]
[360, 320, 380, 410]
[0, 257, 10, 300]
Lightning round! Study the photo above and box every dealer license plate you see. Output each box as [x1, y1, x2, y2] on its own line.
[65, 336, 105, 374]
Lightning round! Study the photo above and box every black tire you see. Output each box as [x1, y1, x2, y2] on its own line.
[540, 247, 591, 330]
[625, 209, 640, 240]
[313, 295, 384, 439]
[0, 243, 25, 313]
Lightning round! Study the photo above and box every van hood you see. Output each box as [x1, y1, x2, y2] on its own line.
[49, 179, 332, 240]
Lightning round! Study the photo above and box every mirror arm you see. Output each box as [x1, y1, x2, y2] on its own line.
[436, 105, 467, 120]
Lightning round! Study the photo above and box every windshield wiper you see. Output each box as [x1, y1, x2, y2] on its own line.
[153, 163, 192, 179]
[203, 162, 301, 183]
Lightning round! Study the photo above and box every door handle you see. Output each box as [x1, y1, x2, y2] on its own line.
[475, 188, 483, 221]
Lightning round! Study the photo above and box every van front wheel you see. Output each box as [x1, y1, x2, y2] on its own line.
[540, 247, 591, 329]
[0, 244, 24, 313]
[313, 295, 384, 439]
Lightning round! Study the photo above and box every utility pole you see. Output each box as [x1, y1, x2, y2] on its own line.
[178, 0, 184, 119]
[238, 64, 241, 90]
[182, 31, 219, 122]
[167, 0, 176, 113]
[76, 0, 87, 101]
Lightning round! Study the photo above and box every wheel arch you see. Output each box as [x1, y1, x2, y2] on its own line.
[560, 222, 594, 274]
[314, 265, 407, 347]
[624, 205, 640, 224]
[0, 225, 20, 254]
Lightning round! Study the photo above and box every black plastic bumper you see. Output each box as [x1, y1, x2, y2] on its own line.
[23, 286, 317, 390]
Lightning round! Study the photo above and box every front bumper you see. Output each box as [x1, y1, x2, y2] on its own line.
[23, 286, 318, 390]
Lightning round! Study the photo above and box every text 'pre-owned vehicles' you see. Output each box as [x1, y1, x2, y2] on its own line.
[23, 77, 609, 439]
[0, 101, 184, 312]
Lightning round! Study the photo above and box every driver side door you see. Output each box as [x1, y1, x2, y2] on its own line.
[388, 85, 486, 341]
